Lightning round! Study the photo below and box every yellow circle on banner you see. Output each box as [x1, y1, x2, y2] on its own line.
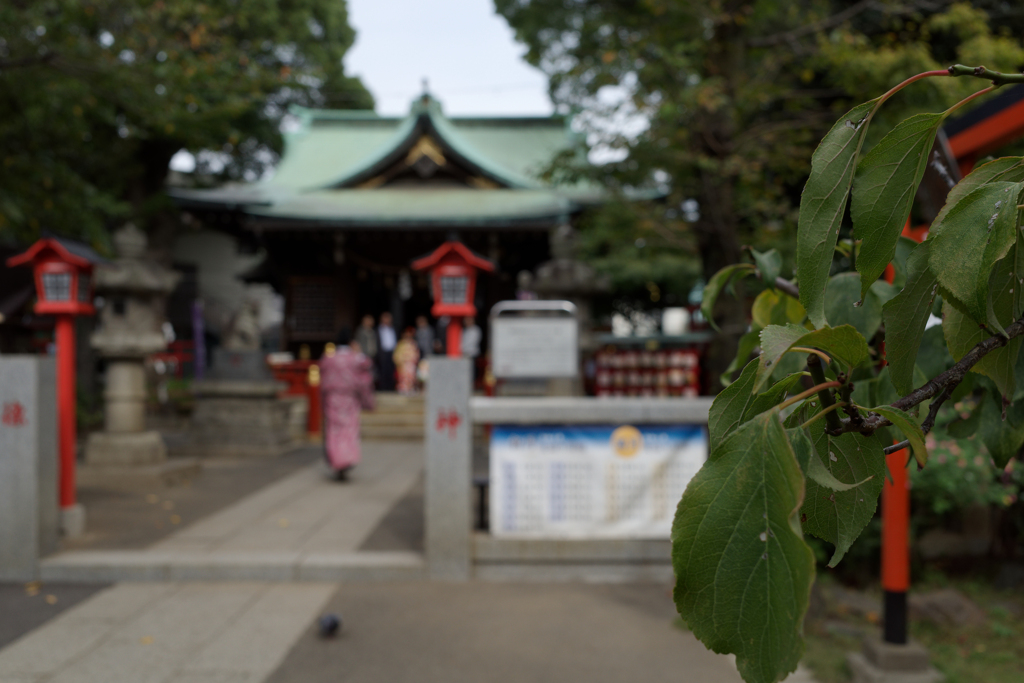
[610, 425, 643, 458]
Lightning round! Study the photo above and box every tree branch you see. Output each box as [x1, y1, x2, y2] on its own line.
[807, 354, 843, 434]
[843, 314, 1024, 437]
[947, 64, 1024, 86]
[774, 277, 799, 299]
[881, 383, 954, 455]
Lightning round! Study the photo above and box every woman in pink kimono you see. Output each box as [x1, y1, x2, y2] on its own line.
[319, 328, 376, 480]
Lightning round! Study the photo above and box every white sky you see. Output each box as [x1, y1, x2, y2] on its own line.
[344, 0, 552, 117]
[170, 2, 554, 173]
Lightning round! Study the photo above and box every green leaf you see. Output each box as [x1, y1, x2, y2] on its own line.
[978, 388, 1024, 469]
[807, 452, 875, 492]
[870, 405, 927, 467]
[928, 181, 1024, 324]
[947, 398, 982, 439]
[793, 325, 871, 372]
[917, 323, 953, 384]
[723, 328, 761, 384]
[755, 324, 870, 393]
[751, 248, 783, 287]
[801, 429, 885, 567]
[709, 359, 801, 450]
[932, 157, 1024, 229]
[745, 373, 805, 422]
[672, 410, 814, 683]
[883, 240, 938, 395]
[797, 99, 879, 329]
[709, 360, 761, 450]
[890, 236, 921, 290]
[942, 292, 1021, 400]
[986, 252, 1021, 338]
[852, 113, 945, 299]
[702, 264, 756, 331]
[756, 324, 810, 393]
[752, 288, 806, 329]
[871, 366, 899, 409]
[870, 280, 898, 306]
[824, 272, 883, 341]
[787, 426, 814, 473]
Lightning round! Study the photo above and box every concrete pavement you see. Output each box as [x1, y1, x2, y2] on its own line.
[1, 439, 818, 682]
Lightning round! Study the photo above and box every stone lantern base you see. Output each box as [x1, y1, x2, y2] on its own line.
[84, 430, 167, 466]
[188, 379, 295, 458]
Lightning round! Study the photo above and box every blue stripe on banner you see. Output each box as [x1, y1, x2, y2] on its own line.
[490, 424, 706, 445]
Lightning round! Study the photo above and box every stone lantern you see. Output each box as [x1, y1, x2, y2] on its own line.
[411, 239, 495, 357]
[531, 224, 610, 396]
[84, 224, 180, 467]
[533, 224, 609, 349]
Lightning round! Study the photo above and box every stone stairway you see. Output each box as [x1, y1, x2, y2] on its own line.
[361, 393, 425, 440]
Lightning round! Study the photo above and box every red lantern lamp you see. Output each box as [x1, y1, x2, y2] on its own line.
[7, 236, 102, 533]
[411, 240, 494, 357]
[9, 238, 97, 316]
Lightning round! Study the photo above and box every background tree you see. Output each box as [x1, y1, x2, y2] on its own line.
[0, 0, 371, 251]
[495, 0, 1024, 388]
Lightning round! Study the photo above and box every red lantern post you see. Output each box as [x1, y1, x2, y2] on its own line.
[411, 241, 495, 358]
[7, 237, 101, 535]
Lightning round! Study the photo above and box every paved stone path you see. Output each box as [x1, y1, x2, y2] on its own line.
[39, 442, 425, 583]
[0, 582, 335, 683]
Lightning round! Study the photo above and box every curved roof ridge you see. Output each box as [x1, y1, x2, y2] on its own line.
[421, 104, 539, 189]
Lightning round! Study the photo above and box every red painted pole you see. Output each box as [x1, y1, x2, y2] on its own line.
[55, 315, 77, 509]
[879, 220, 916, 644]
[882, 446, 911, 643]
[447, 318, 462, 358]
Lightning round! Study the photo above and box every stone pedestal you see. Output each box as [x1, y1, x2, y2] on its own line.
[85, 359, 167, 466]
[847, 639, 943, 683]
[189, 380, 294, 457]
[84, 224, 179, 469]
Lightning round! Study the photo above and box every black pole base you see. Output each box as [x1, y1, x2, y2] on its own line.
[883, 590, 908, 644]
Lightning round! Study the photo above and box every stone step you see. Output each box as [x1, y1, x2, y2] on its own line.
[361, 425, 424, 440]
[373, 393, 425, 408]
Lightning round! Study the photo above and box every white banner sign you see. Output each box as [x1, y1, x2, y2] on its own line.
[490, 424, 707, 538]
[491, 317, 578, 378]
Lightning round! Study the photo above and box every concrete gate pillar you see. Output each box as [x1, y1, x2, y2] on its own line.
[424, 358, 472, 580]
[0, 357, 58, 580]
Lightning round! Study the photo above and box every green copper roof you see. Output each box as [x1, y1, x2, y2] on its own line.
[170, 95, 604, 229]
[272, 96, 576, 190]
[245, 188, 594, 226]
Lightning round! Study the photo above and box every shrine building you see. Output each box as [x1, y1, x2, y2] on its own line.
[170, 94, 604, 355]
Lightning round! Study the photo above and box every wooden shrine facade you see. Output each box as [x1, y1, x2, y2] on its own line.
[171, 94, 603, 353]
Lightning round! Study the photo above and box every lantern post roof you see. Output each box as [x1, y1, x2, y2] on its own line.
[6, 234, 106, 269]
[411, 240, 495, 273]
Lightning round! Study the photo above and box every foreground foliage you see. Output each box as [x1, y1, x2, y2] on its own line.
[0, 0, 371, 247]
[673, 64, 1024, 683]
[497, 1, 1024, 385]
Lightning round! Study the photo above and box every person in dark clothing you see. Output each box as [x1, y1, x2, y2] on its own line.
[414, 315, 434, 360]
[376, 311, 397, 391]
